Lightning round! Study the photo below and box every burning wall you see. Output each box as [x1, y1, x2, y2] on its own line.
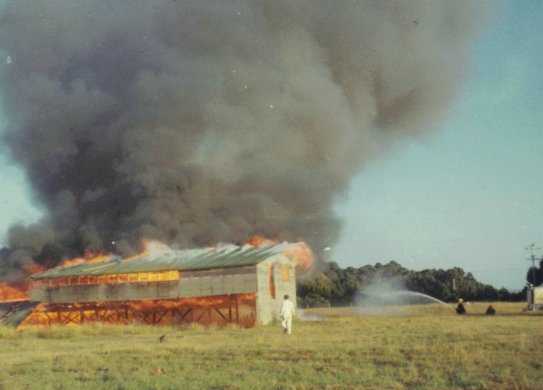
[18, 295, 258, 329]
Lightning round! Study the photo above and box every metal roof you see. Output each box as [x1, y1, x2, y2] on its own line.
[31, 243, 296, 280]
[0, 301, 39, 327]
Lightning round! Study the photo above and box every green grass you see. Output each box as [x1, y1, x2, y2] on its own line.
[0, 302, 542, 389]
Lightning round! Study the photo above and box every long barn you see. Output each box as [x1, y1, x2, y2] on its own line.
[22, 243, 300, 328]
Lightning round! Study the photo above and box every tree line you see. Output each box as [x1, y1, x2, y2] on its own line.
[297, 261, 525, 307]
[526, 257, 543, 287]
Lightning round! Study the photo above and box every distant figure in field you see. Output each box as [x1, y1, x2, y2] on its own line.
[280, 294, 295, 335]
[485, 304, 496, 315]
[456, 298, 466, 315]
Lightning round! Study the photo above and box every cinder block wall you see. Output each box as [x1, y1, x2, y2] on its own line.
[255, 255, 296, 325]
[178, 266, 258, 297]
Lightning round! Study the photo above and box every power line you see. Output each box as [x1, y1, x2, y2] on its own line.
[525, 243, 541, 283]
[469, 268, 527, 274]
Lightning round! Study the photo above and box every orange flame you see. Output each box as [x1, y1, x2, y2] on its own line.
[59, 251, 112, 269]
[24, 263, 47, 275]
[57, 239, 151, 268]
[247, 235, 315, 276]
[0, 263, 48, 303]
[0, 283, 28, 302]
[282, 241, 315, 276]
[246, 235, 278, 247]
[4, 238, 315, 305]
[2, 240, 158, 304]
[18, 294, 258, 329]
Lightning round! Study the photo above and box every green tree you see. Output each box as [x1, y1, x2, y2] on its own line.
[297, 261, 523, 307]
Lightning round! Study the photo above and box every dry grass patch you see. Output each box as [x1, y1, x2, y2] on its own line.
[0, 302, 542, 389]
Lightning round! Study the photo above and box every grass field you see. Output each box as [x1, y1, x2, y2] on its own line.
[1, 302, 542, 389]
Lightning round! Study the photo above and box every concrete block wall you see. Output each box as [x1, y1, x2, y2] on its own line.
[178, 266, 257, 297]
[255, 255, 297, 325]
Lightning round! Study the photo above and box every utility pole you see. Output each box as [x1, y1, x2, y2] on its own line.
[525, 243, 541, 285]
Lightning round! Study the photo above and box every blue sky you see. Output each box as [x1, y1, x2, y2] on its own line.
[334, 1, 543, 290]
[0, 114, 43, 240]
[0, 1, 541, 290]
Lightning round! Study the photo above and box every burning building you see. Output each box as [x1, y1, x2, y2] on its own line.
[11, 242, 305, 329]
[0, 2, 487, 328]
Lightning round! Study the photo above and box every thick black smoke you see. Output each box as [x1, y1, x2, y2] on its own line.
[0, 1, 488, 280]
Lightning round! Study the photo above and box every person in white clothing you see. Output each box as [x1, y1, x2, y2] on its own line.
[280, 294, 295, 334]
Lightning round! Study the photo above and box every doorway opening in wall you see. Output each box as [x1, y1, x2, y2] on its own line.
[269, 265, 276, 299]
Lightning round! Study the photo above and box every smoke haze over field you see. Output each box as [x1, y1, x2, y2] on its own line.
[0, 1, 487, 280]
[355, 276, 451, 315]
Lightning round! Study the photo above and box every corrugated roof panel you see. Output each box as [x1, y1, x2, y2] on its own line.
[31, 256, 121, 279]
[0, 301, 39, 327]
[31, 243, 296, 279]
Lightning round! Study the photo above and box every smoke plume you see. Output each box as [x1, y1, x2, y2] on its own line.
[0, 1, 488, 280]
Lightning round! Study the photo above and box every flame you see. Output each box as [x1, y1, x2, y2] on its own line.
[18, 294, 257, 329]
[55, 239, 153, 269]
[5, 238, 315, 306]
[0, 263, 47, 303]
[0, 282, 28, 302]
[30, 270, 180, 290]
[2, 241, 151, 301]
[246, 235, 279, 247]
[246, 235, 315, 276]
[24, 263, 47, 275]
[283, 241, 315, 276]
[59, 251, 112, 269]
[246, 235, 315, 275]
